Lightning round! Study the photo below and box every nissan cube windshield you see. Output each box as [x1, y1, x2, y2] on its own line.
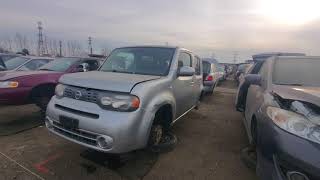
[100, 47, 175, 76]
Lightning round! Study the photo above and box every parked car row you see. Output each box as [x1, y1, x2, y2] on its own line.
[235, 53, 320, 180]
[1, 46, 220, 154]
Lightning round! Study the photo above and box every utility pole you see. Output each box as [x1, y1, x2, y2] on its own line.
[88, 37, 93, 55]
[59, 41, 62, 57]
[37, 21, 45, 56]
[233, 51, 238, 64]
[211, 52, 215, 59]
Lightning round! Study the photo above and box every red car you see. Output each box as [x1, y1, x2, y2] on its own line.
[0, 57, 101, 112]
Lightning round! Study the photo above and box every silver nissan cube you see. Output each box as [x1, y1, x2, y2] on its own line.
[46, 46, 203, 153]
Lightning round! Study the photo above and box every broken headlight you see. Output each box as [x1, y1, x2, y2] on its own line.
[267, 106, 320, 144]
[99, 93, 140, 112]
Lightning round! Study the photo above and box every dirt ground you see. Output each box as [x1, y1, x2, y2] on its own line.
[0, 80, 257, 180]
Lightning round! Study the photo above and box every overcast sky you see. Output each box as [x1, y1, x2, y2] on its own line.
[1, 0, 320, 62]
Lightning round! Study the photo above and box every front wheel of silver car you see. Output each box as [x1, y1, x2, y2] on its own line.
[148, 124, 164, 146]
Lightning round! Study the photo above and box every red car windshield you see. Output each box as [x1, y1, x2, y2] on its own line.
[39, 58, 80, 72]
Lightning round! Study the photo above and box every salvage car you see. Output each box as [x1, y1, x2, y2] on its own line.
[45, 46, 203, 153]
[0, 57, 101, 112]
[202, 59, 219, 94]
[1, 56, 53, 72]
[235, 52, 306, 112]
[237, 56, 320, 180]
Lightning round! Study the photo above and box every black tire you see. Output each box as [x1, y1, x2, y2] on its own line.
[148, 110, 177, 153]
[241, 117, 258, 170]
[31, 85, 55, 112]
[148, 122, 164, 147]
[240, 146, 257, 170]
[149, 132, 177, 153]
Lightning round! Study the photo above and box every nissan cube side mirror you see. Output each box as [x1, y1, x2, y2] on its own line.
[245, 74, 262, 86]
[178, 66, 195, 76]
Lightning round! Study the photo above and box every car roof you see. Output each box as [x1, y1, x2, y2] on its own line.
[117, 45, 178, 49]
[275, 56, 320, 60]
[252, 52, 306, 61]
[15, 56, 54, 60]
[202, 58, 219, 64]
[0, 53, 20, 56]
[56, 56, 101, 60]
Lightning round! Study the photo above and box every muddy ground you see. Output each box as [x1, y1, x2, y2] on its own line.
[0, 80, 257, 180]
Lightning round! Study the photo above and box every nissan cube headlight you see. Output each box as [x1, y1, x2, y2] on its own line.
[55, 84, 66, 97]
[99, 93, 140, 112]
[267, 106, 320, 144]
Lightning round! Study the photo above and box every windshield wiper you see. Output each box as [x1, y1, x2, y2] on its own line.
[276, 83, 303, 86]
[102, 69, 134, 74]
[39, 68, 54, 71]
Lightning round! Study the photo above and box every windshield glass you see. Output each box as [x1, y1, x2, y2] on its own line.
[4, 57, 30, 70]
[100, 47, 175, 76]
[39, 58, 80, 72]
[202, 61, 211, 74]
[273, 58, 320, 87]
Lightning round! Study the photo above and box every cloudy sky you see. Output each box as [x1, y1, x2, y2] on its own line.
[1, 0, 320, 62]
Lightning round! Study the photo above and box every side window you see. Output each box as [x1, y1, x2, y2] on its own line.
[249, 61, 263, 74]
[258, 62, 268, 87]
[194, 56, 201, 75]
[18, 59, 50, 71]
[178, 52, 192, 68]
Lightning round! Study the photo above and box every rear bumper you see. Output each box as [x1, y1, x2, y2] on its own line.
[0, 87, 31, 105]
[203, 80, 215, 92]
[256, 113, 320, 180]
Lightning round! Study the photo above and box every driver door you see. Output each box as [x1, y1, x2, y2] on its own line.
[172, 51, 194, 117]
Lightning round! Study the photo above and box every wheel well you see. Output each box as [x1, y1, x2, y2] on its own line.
[29, 83, 56, 101]
[154, 104, 173, 131]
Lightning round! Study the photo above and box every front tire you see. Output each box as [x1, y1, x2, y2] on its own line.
[148, 123, 164, 147]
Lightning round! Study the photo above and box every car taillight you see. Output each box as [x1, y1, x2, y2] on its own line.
[206, 75, 213, 81]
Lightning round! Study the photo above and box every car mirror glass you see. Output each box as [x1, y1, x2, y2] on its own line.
[178, 66, 195, 76]
[245, 74, 262, 86]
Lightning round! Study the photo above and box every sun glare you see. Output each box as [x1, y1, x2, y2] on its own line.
[257, 0, 320, 25]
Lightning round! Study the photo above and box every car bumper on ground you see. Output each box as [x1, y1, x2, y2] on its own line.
[0, 87, 31, 105]
[46, 96, 149, 154]
[256, 113, 320, 180]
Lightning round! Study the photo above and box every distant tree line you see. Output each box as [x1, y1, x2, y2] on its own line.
[0, 33, 100, 57]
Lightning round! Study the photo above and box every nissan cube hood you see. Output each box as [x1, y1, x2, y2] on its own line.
[59, 71, 161, 93]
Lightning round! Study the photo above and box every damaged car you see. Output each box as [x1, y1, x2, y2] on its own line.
[237, 56, 320, 180]
[45, 46, 203, 154]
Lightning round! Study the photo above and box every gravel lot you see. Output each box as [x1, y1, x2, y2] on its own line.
[0, 80, 257, 180]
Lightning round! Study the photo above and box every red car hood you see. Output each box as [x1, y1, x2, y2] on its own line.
[0, 70, 63, 81]
[272, 85, 320, 107]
